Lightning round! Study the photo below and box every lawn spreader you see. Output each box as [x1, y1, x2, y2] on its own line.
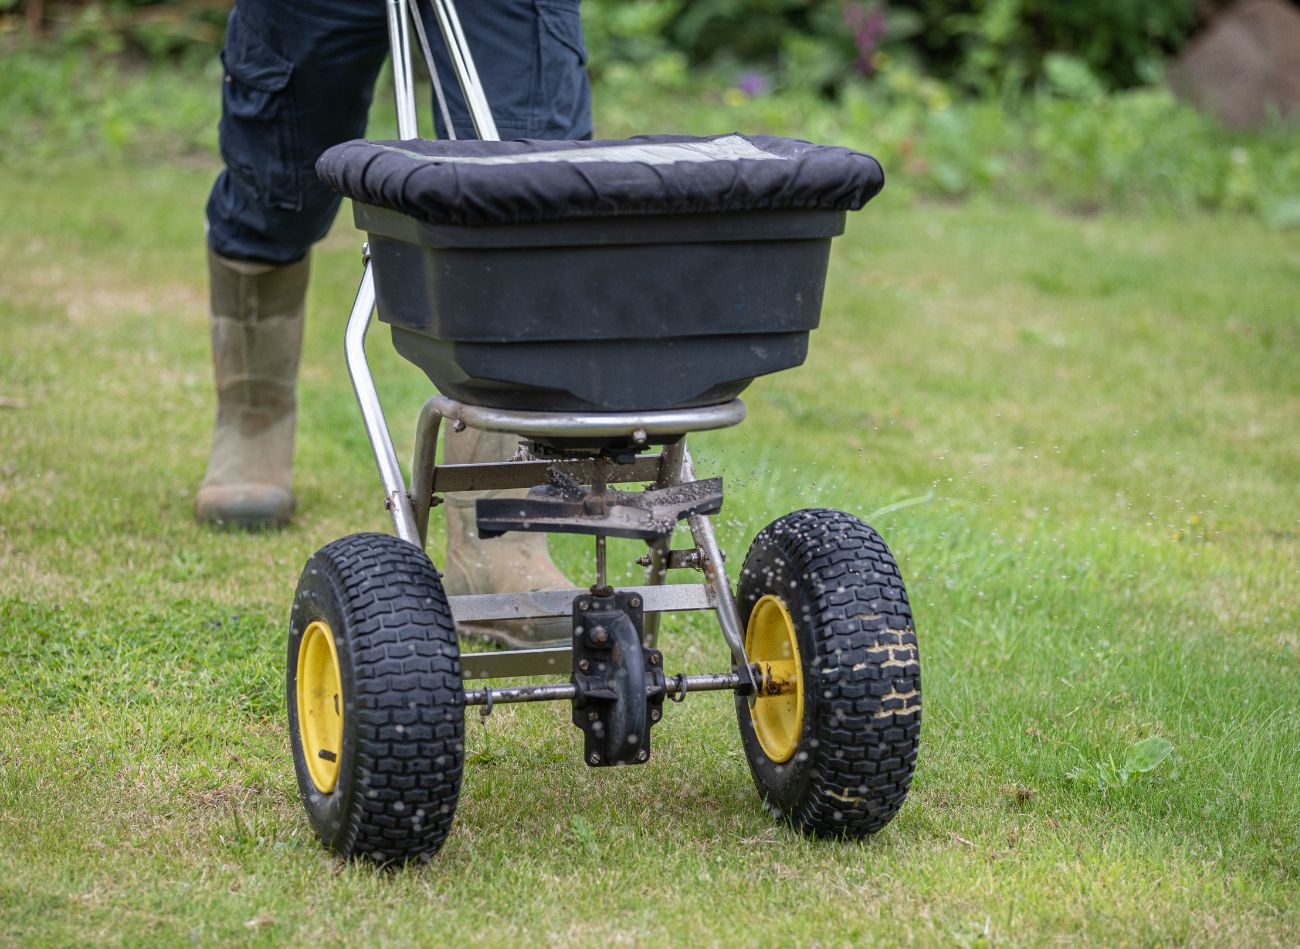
[286, 0, 921, 863]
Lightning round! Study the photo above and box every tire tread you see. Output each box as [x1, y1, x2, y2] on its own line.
[738, 508, 920, 836]
[292, 532, 463, 863]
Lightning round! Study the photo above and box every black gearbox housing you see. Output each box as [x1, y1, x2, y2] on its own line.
[570, 590, 665, 766]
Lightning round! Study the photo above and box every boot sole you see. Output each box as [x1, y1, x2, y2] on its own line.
[195, 487, 294, 530]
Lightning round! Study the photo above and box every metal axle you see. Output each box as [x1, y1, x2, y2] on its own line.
[464, 671, 747, 709]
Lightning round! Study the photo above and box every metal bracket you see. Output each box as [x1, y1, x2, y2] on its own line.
[571, 591, 664, 766]
[477, 468, 724, 541]
[637, 547, 707, 571]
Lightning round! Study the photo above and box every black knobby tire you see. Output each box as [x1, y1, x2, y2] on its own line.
[735, 508, 921, 836]
[288, 532, 463, 863]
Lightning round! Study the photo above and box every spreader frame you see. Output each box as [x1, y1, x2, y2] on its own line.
[286, 0, 918, 861]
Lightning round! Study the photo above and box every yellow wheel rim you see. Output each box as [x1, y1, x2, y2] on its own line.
[746, 594, 804, 763]
[297, 620, 344, 793]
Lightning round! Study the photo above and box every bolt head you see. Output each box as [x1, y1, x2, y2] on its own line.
[650, 709, 661, 722]
[578, 600, 589, 611]
[629, 597, 641, 608]
[588, 710, 600, 722]
[648, 652, 660, 666]
[578, 659, 589, 672]
[588, 753, 601, 765]
[637, 750, 649, 762]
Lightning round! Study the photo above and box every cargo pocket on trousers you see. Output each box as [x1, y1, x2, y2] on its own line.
[535, 0, 590, 137]
[218, 8, 303, 211]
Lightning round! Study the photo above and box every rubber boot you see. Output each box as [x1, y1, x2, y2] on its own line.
[195, 248, 310, 529]
[442, 426, 573, 647]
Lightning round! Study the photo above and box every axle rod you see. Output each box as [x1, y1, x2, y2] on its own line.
[463, 671, 748, 708]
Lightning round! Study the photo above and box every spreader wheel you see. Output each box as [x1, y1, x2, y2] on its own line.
[288, 532, 463, 863]
[735, 508, 921, 836]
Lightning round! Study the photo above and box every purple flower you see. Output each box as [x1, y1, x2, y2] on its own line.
[737, 71, 770, 98]
[843, 2, 887, 74]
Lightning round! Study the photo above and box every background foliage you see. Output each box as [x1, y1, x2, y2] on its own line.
[0, 0, 226, 60]
[0, 0, 1246, 88]
[586, 0, 1203, 95]
[0, 2, 1297, 224]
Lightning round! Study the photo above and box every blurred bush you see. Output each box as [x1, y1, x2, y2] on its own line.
[582, 0, 1204, 96]
[591, 47, 1300, 226]
[0, 0, 226, 62]
[3, 0, 1207, 92]
[3, 1, 1296, 227]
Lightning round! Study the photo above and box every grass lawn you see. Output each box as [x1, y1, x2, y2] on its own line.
[1, 71, 1298, 946]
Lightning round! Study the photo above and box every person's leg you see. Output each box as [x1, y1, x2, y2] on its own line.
[197, 250, 309, 528]
[206, 0, 591, 262]
[199, 0, 389, 527]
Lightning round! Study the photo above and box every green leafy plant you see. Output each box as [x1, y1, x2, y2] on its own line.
[569, 815, 600, 858]
[1070, 736, 1175, 791]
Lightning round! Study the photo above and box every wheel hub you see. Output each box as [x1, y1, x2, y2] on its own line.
[745, 594, 804, 763]
[297, 620, 344, 793]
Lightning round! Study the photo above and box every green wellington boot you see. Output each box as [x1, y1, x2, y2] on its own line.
[442, 426, 574, 647]
[195, 248, 310, 529]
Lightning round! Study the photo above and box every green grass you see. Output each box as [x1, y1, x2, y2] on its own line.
[1, 56, 1298, 947]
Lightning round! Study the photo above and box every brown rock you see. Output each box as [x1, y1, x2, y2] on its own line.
[1169, 0, 1300, 128]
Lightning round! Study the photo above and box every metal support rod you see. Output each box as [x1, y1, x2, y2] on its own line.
[466, 682, 574, 707]
[682, 448, 757, 696]
[464, 671, 745, 708]
[427, 0, 500, 140]
[407, 0, 456, 138]
[386, 0, 419, 139]
[409, 400, 443, 547]
[344, 263, 421, 545]
[594, 535, 607, 590]
[641, 438, 686, 647]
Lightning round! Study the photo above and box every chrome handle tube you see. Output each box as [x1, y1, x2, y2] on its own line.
[344, 263, 421, 545]
[427, 0, 500, 140]
[385, 0, 420, 138]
